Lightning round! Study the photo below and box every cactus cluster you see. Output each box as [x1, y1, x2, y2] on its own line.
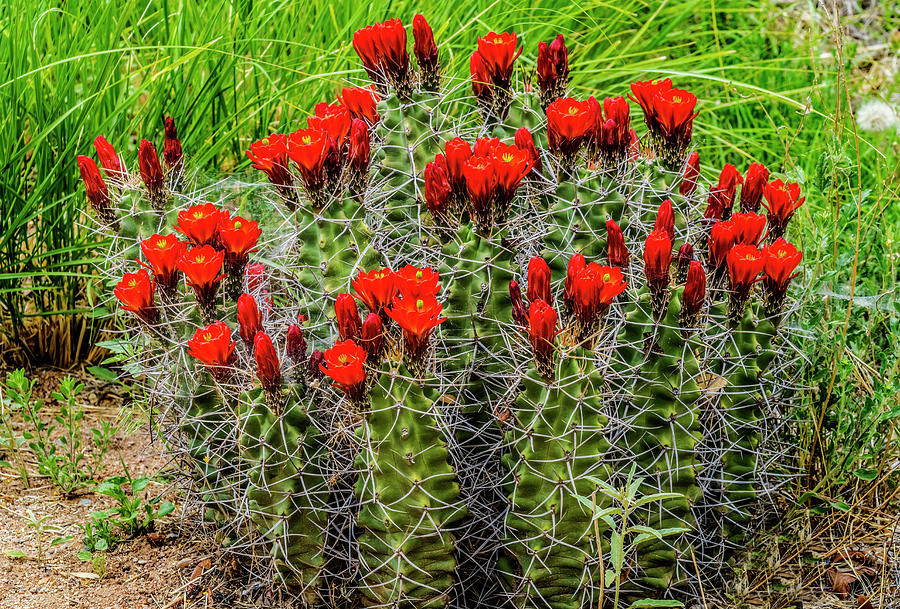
[78, 15, 807, 608]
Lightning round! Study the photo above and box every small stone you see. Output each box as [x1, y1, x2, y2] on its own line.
[78, 498, 92, 507]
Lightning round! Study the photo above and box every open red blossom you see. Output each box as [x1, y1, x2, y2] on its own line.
[138, 139, 165, 195]
[423, 155, 452, 217]
[527, 299, 557, 380]
[630, 79, 696, 167]
[287, 128, 329, 194]
[730, 212, 766, 246]
[352, 268, 398, 315]
[471, 136, 498, 157]
[651, 88, 697, 138]
[360, 313, 385, 362]
[386, 294, 446, 361]
[643, 229, 672, 294]
[335, 293, 363, 342]
[514, 127, 542, 174]
[654, 199, 675, 241]
[740, 162, 769, 213]
[509, 280, 528, 327]
[708, 220, 736, 270]
[763, 179, 804, 238]
[526, 257, 552, 306]
[114, 269, 157, 323]
[308, 102, 352, 147]
[606, 219, 629, 269]
[348, 119, 371, 173]
[564, 252, 587, 313]
[77, 155, 110, 213]
[463, 155, 498, 231]
[246, 134, 293, 189]
[219, 214, 261, 262]
[681, 260, 706, 319]
[286, 323, 307, 362]
[237, 294, 262, 347]
[762, 238, 802, 295]
[536, 34, 569, 102]
[93, 136, 123, 176]
[163, 117, 183, 169]
[139, 233, 185, 293]
[727, 244, 766, 295]
[254, 332, 282, 394]
[174, 203, 223, 247]
[376, 18, 410, 82]
[546, 97, 594, 157]
[679, 151, 701, 196]
[340, 86, 380, 124]
[187, 322, 236, 379]
[628, 79, 673, 116]
[178, 245, 224, 302]
[571, 262, 627, 328]
[320, 340, 367, 400]
[445, 137, 472, 196]
[413, 15, 439, 76]
[397, 265, 441, 298]
[491, 142, 533, 209]
[353, 24, 383, 78]
[476, 31, 522, 88]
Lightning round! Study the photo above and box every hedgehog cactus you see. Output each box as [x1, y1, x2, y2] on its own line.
[79, 14, 806, 608]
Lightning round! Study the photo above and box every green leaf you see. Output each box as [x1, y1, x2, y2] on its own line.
[130, 477, 150, 493]
[604, 569, 617, 587]
[50, 536, 74, 547]
[610, 530, 624, 573]
[632, 492, 684, 507]
[157, 501, 175, 517]
[628, 600, 685, 608]
[87, 366, 118, 383]
[853, 468, 879, 481]
[830, 501, 852, 512]
[94, 538, 108, 551]
[77, 551, 93, 562]
[4, 549, 27, 559]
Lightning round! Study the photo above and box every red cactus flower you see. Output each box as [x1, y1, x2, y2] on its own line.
[537, 34, 569, 100]
[114, 269, 157, 323]
[491, 142, 533, 211]
[187, 321, 236, 379]
[340, 86, 380, 124]
[651, 88, 697, 139]
[630, 80, 697, 167]
[386, 294, 446, 361]
[681, 260, 706, 319]
[706, 164, 744, 220]
[352, 268, 398, 315]
[139, 233, 185, 293]
[219, 214, 261, 265]
[286, 323, 307, 362]
[308, 102, 352, 147]
[527, 299, 557, 379]
[606, 219, 629, 269]
[476, 31, 522, 88]
[643, 229, 673, 294]
[708, 220, 736, 270]
[730, 212, 766, 246]
[762, 179, 804, 238]
[509, 280, 528, 327]
[246, 134, 293, 190]
[628, 79, 673, 116]
[138, 139, 165, 197]
[413, 14, 439, 78]
[320, 340, 368, 400]
[423, 155, 452, 217]
[463, 155, 498, 231]
[588, 96, 631, 164]
[470, 51, 492, 100]
[546, 97, 594, 157]
[353, 24, 383, 79]
[178, 245, 224, 304]
[237, 294, 262, 347]
[174, 203, 223, 247]
[397, 265, 441, 298]
[288, 128, 330, 194]
[376, 18, 409, 82]
[514, 127, 542, 174]
[564, 252, 587, 313]
[77, 155, 111, 216]
[762, 238, 802, 301]
[444, 137, 472, 196]
[740, 162, 769, 213]
[676, 242, 694, 282]
[571, 262, 627, 328]
[163, 117, 183, 170]
[727, 244, 766, 297]
[246, 263, 267, 294]
[360, 312, 385, 362]
[679, 151, 700, 196]
[473, 136, 500, 158]
[254, 331, 282, 394]
[308, 349, 325, 380]
[336, 293, 363, 342]
[93, 136, 123, 176]
[527, 256, 552, 306]
[654, 199, 675, 241]
[347, 119, 370, 173]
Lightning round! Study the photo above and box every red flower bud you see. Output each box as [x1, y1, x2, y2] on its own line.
[537, 34, 568, 100]
[526, 256, 552, 306]
[174, 203, 223, 247]
[237, 294, 262, 347]
[476, 31, 522, 89]
[762, 179, 804, 239]
[188, 321, 236, 380]
[546, 97, 594, 157]
[679, 151, 700, 196]
[360, 313, 385, 362]
[606, 219, 629, 269]
[352, 19, 409, 87]
[286, 323, 307, 362]
[320, 340, 367, 400]
[654, 199, 675, 241]
[707, 164, 744, 218]
[77, 155, 111, 217]
[514, 127, 542, 175]
[336, 293, 363, 342]
[730, 212, 766, 246]
[681, 260, 706, 319]
[527, 300, 557, 379]
[352, 268, 398, 315]
[93, 136, 123, 176]
[114, 269, 158, 324]
[708, 220, 736, 270]
[445, 137, 473, 195]
[463, 155, 498, 231]
[138, 139, 165, 196]
[140, 233, 185, 293]
[643, 229, 672, 294]
[470, 51, 491, 100]
[413, 14, 438, 72]
[509, 280, 528, 327]
[254, 331, 282, 394]
[423, 155, 452, 217]
[676, 242, 694, 281]
[163, 116, 183, 170]
[740, 162, 769, 213]
[309, 349, 326, 380]
[340, 86, 380, 125]
[246, 263, 267, 295]
[564, 252, 587, 313]
[348, 119, 370, 173]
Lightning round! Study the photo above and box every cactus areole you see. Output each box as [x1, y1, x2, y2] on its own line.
[80, 14, 805, 609]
